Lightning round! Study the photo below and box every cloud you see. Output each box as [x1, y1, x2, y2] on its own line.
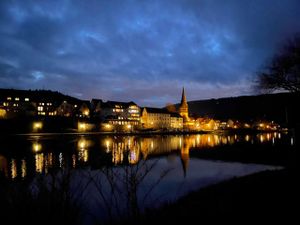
[1, 0, 300, 106]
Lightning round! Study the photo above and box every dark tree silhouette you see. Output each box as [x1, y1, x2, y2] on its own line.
[256, 35, 300, 93]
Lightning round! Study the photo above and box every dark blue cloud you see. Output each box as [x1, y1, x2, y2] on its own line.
[1, 0, 300, 107]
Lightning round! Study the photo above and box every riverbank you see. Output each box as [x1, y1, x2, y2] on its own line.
[134, 168, 296, 224]
[117, 140, 297, 224]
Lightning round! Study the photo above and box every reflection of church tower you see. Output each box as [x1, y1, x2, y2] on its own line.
[180, 139, 190, 178]
[179, 87, 189, 122]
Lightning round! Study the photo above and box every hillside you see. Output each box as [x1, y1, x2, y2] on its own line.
[185, 92, 300, 126]
[0, 88, 82, 104]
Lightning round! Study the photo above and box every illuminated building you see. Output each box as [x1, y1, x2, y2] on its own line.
[178, 87, 195, 129]
[36, 101, 56, 116]
[179, 87, 189, 121]
[141, 107, 183, 130]
[100, 101, 141, 129]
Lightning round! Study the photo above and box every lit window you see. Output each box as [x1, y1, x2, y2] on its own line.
[25, 98, 29, 101]
[15, 97, 19, 101]
[42, 103, 45, 106]
[74, 104, 77, 108]
[38, 106, 43, 111]
[7, 97, 12, 101]
[3, 102, 7, 106]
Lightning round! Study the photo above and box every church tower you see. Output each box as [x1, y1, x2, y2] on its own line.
[179, 87, 189, 121]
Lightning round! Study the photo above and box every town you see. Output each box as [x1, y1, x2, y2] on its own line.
[0, 88, 280, 133]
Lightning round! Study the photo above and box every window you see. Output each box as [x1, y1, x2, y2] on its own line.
[15, 97, 19, 101]
[7, 97, 12, 101]
[25, 98, 29, 101]
[38, 106, 43, 111]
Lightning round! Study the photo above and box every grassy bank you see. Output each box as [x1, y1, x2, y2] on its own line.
[121, 168, 297, 224]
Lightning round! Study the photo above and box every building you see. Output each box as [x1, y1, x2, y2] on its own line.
[179, 87, 189, 121]
[100, 101, 141, 130]
[0, 89, 82, 118]
[178, 87, 194, 129]
[140, 107, 183, 130]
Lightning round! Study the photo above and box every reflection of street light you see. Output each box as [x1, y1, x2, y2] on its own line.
[32, 142, 42, 152]
[33, 122, 43, 131]
[78, 139, 87, 149]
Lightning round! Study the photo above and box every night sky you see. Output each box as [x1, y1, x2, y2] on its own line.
[1, 0, 300, 107]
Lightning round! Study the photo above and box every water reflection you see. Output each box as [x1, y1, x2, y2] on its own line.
[11, 159, 17, 179]
[77, 137, 91, 163]
[0, 132, 293, 224]
[0, 132, 293, 180]
[35, 153, 44, 173]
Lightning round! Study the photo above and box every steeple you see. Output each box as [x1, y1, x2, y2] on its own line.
[179, 87, 189, 122]
[181, 87, 187, 105]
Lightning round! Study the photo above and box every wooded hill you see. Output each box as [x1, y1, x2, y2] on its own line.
[185, 92, 299, 126]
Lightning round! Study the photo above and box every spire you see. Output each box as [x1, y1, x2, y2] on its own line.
[181, 87, 187, 105]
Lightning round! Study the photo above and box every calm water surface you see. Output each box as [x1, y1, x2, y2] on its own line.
[0, 132, 292, 223]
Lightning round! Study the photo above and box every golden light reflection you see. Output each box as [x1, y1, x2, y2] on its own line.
[2, 132, 286, 179]
[77, 137, 91, 163]
[245, 135, 250, 142]
[35, 153, 44, 173]
[102, 133, 284, 165]
[11, 159, 17, 179]
[21, 159, 26, 178]
[44, 153, 53, 174]
[112, 144, 124, 165]
[260, 135, 264, 143]
[32, 142, 42, 152]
